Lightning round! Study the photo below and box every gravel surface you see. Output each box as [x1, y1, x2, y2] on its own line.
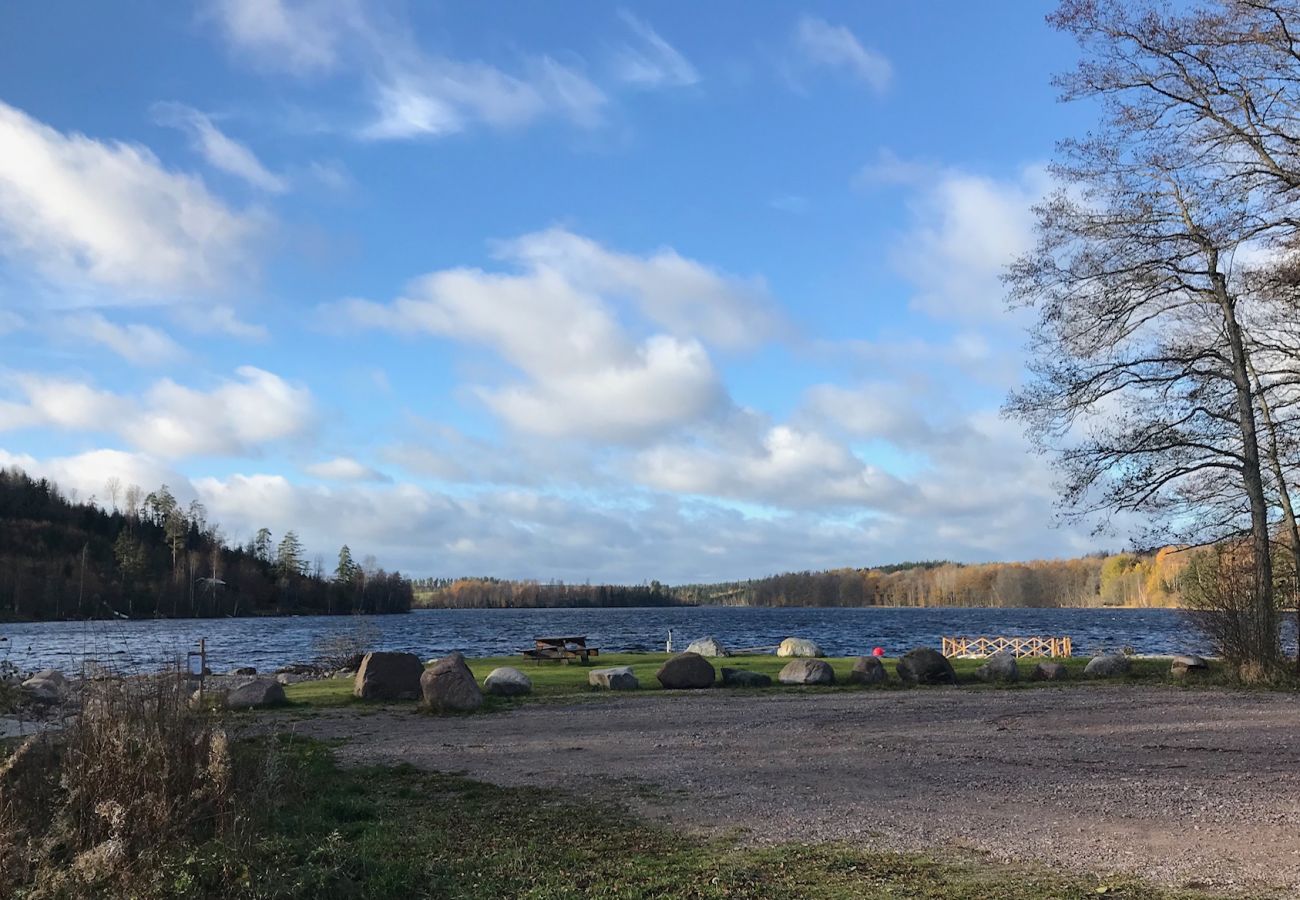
[291, 686, 1300, 896]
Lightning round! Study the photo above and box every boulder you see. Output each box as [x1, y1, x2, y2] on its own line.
[1032, 661, 1069, 681]
[483, 666, 532, 697]
[275, 673, 314, 685]
[588, 666, 639, 691]
[778, 658, 835, 686]
[231, 666, 257, 676]
[421, 653, 484, 712]
[1084, 654, 1132, 678]
[846, 656, 887, 685]
[896, 648, 956, 685]
[352, 651, 424, 701]
[21, 670, 67, 703]
[777, 637, 823, 658]
[975, 652, 1020, 683]
[684, 636, 729, 657]
[655, 653, 716, 689]
[720, 667, 772, 688]
[1170, 654, 1210, 679]
[223, 678, 286, 709]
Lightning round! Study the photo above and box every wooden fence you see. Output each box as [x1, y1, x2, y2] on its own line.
[941, 635, 1072, 658]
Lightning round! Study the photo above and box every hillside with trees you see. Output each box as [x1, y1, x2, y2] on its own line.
[0, 467, 412, 621]
[415, 550, 1193, 610]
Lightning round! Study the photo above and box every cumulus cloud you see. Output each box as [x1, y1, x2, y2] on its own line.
[304, 456, 391, 482]
[0, 101, 265, 301]
[793, 16, 893, 94]
[152, 102, 288, 193]
[60, 313, 184, 366]
[0, 366, 313, 458]
[329, 228, 776, 442]
[890, 163, 1048, 321]
[612, 11, 699, 89]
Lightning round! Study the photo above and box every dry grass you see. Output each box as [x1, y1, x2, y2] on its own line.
[0, 672, 255, 897]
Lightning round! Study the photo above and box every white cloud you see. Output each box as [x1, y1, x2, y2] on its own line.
[329, 228, 775, 442]
[304, 456, 391, 482]
[207, 0, 348, 77]
[891, 163, 1048, 321]
[152, 102, 288, 193]
[360, 56, 607, 140]
[172, 304, 269, 341]
[793, 16, 892, 94]
[612, 11, 699, 89]
[210, 0, 607, 141]
[0, 366, 313, 458]
[61, 313, 184, 366]
[0, 101, 264, 300]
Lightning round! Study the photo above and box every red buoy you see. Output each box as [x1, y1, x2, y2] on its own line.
[872, 646, 885, 657]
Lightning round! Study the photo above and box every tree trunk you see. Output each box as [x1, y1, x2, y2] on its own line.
[1215, 266, 1278, 669]
[1248, 357, 1300, 671]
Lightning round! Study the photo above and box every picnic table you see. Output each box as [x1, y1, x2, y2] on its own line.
[520, 635, 600, 664]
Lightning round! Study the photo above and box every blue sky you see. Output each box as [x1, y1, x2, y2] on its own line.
[0, 1, 1109, 581]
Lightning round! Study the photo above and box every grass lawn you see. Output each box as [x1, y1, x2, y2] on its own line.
[282, 652, 1189, 709]
[155, 736, 1209, 900]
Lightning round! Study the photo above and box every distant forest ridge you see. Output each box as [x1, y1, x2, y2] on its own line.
[0, 467, 412, 621]
[412, 550, 1188, 610]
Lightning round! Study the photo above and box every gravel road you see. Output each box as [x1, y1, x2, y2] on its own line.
[291, 686, 1300, 896]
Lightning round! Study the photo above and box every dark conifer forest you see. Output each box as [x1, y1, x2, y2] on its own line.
[0, 467, 412, 621]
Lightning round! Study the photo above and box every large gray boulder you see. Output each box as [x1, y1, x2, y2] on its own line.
[896, 648, 956, 685]
[483, 666, 532, 697]
[1170, 654, 1210, 679]
[684, 636, 729, 658]
[656, 652, 716, 689]
[421, 653, 483, 712]
[846, 656, 887, 685]
[21, 670, 67, 703]
[777, 637, 823, 658]
[353, 651, 423, 700]
[778, 658, 835, 685]
[720, 667, 772, 688]
[975, 652, 1020, 683]
[589, 666, 639, 691]
[224, 678, 286, 709]
[1032, 661, 1069, 681]
[1084, 654, 1132, 678]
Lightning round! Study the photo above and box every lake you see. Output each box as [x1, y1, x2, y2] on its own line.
[0, 605, 1256, 675]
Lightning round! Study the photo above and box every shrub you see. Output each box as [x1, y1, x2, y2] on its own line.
[1182, 544, 1283, 678]
[0, 671, 255, 895]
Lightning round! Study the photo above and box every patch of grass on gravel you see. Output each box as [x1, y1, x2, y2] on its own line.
[282, 652, 1229, 709]
[150, 736, 1211, 900]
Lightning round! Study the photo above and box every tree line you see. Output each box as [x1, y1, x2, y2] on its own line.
[0, 467, 412, 620]
[411, 577, 677, 609]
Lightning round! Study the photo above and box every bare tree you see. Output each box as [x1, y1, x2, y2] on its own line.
[1007, 0, 1300, 672]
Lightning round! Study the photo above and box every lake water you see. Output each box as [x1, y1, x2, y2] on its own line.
[0, 605, 1249, 675]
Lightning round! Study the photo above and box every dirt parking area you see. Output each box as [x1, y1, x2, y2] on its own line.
[291, 685, 1300, 896]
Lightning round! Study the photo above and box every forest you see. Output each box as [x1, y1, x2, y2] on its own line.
[415, 549, 1191, 610]
[411, 577, 677, 609]
[0, 467, 412, 621]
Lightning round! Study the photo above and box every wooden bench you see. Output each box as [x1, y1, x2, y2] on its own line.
[521, 635, 600, 664]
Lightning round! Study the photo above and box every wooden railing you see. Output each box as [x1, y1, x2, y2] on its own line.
[941, 635, 1072, 658]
